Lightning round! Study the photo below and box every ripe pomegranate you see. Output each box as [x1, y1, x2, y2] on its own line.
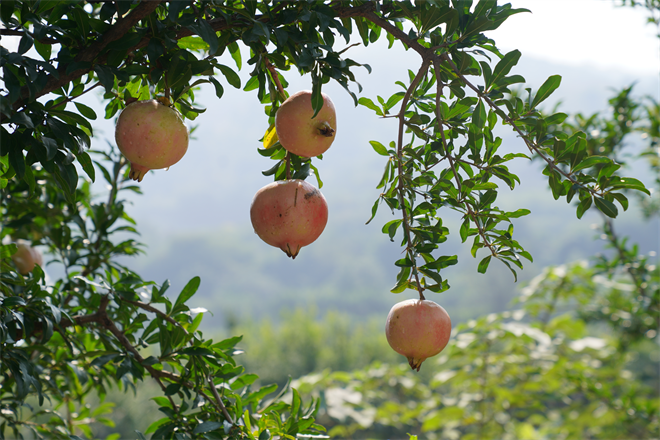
[385, 298, 452, 371]
[250, 179, 328, 259]
[115, 99, 189, 182]
[275, 90, 337, 158]
[12, 242, 43, 275]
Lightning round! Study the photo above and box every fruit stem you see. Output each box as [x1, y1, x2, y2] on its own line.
[265, 56, 286, 101]
[285, 151, 291, 180]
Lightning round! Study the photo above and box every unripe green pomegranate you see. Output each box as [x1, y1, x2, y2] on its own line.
[385, 298, 452, 371]
[250, 179, 328, 259]
[115, 99, 189, 182]
[275, 90, 337, 158]
[11, 242, 43, 275]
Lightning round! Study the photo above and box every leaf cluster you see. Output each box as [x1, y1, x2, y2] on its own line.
[1, 151, 324, 439]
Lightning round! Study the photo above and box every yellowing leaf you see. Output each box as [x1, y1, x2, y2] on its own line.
[263, 124, 278, 149]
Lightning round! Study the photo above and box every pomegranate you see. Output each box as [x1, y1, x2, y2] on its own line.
[12, 242, 43, 275]
[275, 90, 337, 158]
[115, 99, 189, 182]
[385, 299, 452, 371]
[250, 179, 328, 258]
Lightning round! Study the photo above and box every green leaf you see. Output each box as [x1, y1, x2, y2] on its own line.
[472, 99, 486, 128]
[421, 255, 458, 271]
[369, 140, 389, 156]
[358, 97, 383, 116]
[506, 208, 531, 218]
[477, 255, 491, 274]
[382, 219, 402, 242]
[208, 76, 224, 99]
[94, 65, 116, 93]
[8, 142, 26, 179]
[571, 155, 611, 173]
[365, 198, 380, 225]
[189, 18, 219, 55]
[173, 276, 201, 311]
[459, 219, 470, 242]
[311, 81, 323, 119]
[608, 177, 651, 195]
[177, 36, 208, 51]
[192, 421, 223, 434]
[384, 93, 404, 112]
[76, 151, 96, 182]
[594, 197, 618, 218]
[231, 373, 259, 390]
[490, 49, 521, 89]
[531, 74, 561, 109]
[168, 0, 189, 21]
[545, 112, 568, 125]
[37, 0, 61, 14]
[217, 64, 241, 89]
[576, 196, 592, 219]
[228, 41, 242, 70]
[610, 192, 629, 211]
[291, 388, 302, 417]
[74, 102, 97, 120]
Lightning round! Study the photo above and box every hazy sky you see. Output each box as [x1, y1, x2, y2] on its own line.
[492, 0, 659, 76]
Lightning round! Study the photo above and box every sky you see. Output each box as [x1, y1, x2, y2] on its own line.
[491, 0, 659, 77]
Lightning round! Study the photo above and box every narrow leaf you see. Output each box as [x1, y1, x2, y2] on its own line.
[173, 276, 201, 310]
[369, 140, 389, 156]
[571, 155, 611, 173]
[531, 74, 561, 109]
[490, 49, 521, 89]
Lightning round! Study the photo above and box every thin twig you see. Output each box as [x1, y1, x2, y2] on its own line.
[207, 375, 235, 424]
[123, 299, 189, 334]
[438, 53, 603, 199]
[264, 56, 286, 99]
[432, 60, 498, 257]
[50, 82, 103, 111]
[396, 59, 431, 300]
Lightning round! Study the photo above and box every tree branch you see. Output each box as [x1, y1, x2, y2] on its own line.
[8, 0, 163, 112]
[437, 53, 605, 199]
[123, 298, 189, 334]
[3, 2, 377, 120]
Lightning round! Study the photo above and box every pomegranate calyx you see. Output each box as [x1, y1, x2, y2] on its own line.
[285, 243, 302, 259]
[407, 356, 425, 372]
[317, 122, 335, 137]
[128, 163, 150, 182]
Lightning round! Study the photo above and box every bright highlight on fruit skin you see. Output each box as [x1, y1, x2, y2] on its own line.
[385, 298, 452, 371]
[115, 99, 189, 182]
[250, 179, 328, 259]
[275, 90, 337, 158]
